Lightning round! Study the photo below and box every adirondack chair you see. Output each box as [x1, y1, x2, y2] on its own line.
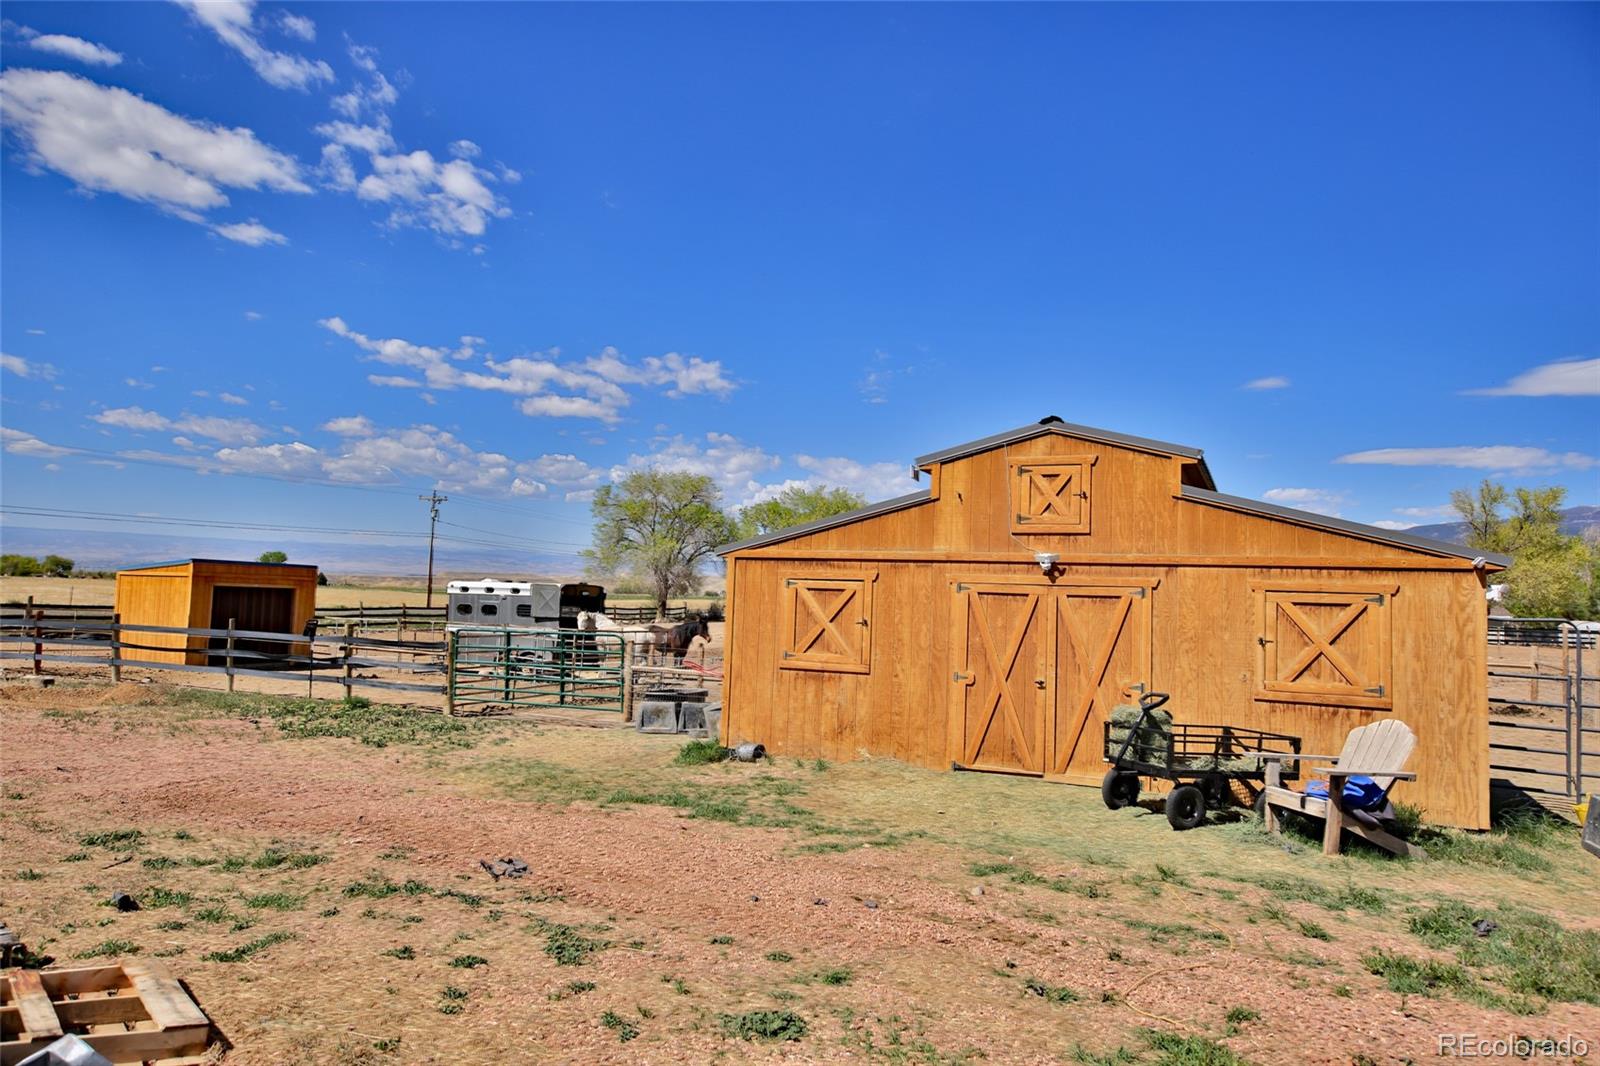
[1257, 719, 1427, 859]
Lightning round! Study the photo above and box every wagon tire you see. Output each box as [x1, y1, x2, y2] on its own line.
[1101, 770, 1140, 810]
[1200, 773, 1229, 809]
[1252, 789, 1268, 821]
[1165, 785, 1206, 830]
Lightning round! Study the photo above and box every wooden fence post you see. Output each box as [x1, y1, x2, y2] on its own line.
[31, 607, 43, 676]
[445, 630, 458, 717]
[110, 613, 122, 684]
[226, 618, 237, 693]
[342, 622, 355, 696]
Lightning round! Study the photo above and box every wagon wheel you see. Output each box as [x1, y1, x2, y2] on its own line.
[1252, 789, 1268, 821]
[1165, 785, 1206, 831]
[1200, 773, 1230, 809]
[1101, 770, 1140, 810]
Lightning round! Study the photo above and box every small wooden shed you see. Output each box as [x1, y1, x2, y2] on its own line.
[114, 558, 319, 665]
[717, 418, 1510, 830]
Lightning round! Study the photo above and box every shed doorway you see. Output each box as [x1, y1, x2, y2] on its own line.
[950, 579, 1151, 784]
[208, 586, 296, 665]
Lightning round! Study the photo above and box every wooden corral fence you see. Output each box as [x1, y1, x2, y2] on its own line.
[1, 599, 116, 624]
[1487, 617, 1598, 816]
[315, 604, 448, 636]
[604, 604, 690, 624]
[0, 615, 447, 699]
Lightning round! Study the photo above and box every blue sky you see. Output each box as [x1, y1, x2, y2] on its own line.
[1, 1, 1596, 570]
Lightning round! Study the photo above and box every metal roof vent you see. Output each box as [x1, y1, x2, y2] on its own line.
[1039, 415, 1063, 425]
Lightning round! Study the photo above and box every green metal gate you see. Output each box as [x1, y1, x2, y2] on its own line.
[448, 627, 625, 713]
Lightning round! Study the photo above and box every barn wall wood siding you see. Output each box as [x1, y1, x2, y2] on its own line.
[722, 430, 1494, 829]
[115, 560, 318, 666]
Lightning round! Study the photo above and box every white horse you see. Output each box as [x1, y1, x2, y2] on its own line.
[578, 611, 656, 663]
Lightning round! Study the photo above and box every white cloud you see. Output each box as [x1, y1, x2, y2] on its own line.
[1394, 504, 1457, 519]
[1336, 446, 1598, 472]
[17, 28, 123, 66]
[26, 328, 46, 335]
[1, 426, 76, 458]
[612, 432, 782, 504]
[315, 119, 396, 154]
[1261, 487, 1349, 517]
[276, 11, 315, 42]
[0, 68, 307, 228]
[794, 454, 912, 501]
[219, 392, 248, 406]
[211, 440, 322, 476]
[124, 377, 154, 389]
[211, 219, 288, 246]
[321, 317, 733, 421]
[449, 139, 481, 159]
[1243, 376, 1290, 390]
[172, 0, 333, 91]
[1466, 358, 1600, 397]
[321, 414, 375, 436]
[1, 353, 58, 380]
[517, 453, 603, 489]
[244, 310, 263, 321]
[1369, 520, 1415, 530]
[92, 405, 268, 444]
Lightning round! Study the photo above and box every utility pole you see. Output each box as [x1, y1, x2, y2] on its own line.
[419, 491, 448, 607]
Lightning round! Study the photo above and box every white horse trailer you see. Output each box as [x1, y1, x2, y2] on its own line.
[446, 579, 561, 629]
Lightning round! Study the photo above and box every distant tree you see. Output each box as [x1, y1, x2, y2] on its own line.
[40, 554, 74, 577]
[317, 571, 330, 587]
[1, 554, 43, 577]
[1453, 480, 1598, 618]
[585, 469, 734, 618]
[734, 484, 866, 541]
[258, 550, 289, 564]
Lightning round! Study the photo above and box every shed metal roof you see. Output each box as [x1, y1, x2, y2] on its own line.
[118, 558, 320, 572]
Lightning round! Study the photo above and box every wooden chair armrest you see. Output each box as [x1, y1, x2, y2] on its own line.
[1256, 752, 1339, 763]
[1316, 768, 1417, 780]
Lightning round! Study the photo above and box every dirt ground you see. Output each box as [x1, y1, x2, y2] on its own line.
[2, 679, 1597, 1065]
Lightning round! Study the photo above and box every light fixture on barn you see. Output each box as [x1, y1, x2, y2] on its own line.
[1034, 551, 1061, 580]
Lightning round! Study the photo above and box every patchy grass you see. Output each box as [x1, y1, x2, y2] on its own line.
[1140, 1028, 1247, 1065]
[764, 950, 793, 963]
[528, 918, 608, 966]
[265, 694, 483, 749]
[16, 868, 43, 881]
[78, 828, 143, 849]
[74, 939, 139, 959]
[968, 860, 1110, 899]
[144, 887, 193, 909]
[245, 892, 305, 911]
[1237, 875, 1385, 913]
[381, 945, 415, 960]
[202, 931, 296, 963]
[709, 934, 734, 945]
[1022, 976, 1079, 1003]
[719, 1009, 809, 1042]
[1361, 949, 1473, 997]
[548, 980, 595, 1001]
[1407, 900, 1600, 1005]
[674, 739, 728, 765]
[449, 954, 489, 969]
[600, 1009, 640, 1043]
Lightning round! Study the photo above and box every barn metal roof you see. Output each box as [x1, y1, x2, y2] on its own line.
[914, 418, 1215, 487]
[1178, 486, 1511, 567]
[716, 489, 932, 555]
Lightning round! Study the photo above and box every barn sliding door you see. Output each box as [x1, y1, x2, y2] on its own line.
[950, 579, 1152, 782]
[1047, 586, 1151, 783]
[950, 584, 1051, 775]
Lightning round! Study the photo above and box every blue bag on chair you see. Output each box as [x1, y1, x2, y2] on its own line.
[1304, 775, 1386, 812]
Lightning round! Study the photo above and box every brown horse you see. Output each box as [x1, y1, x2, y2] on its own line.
[647, 615, 710, 666]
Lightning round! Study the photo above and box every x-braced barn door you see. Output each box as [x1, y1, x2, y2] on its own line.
[1047, 586, 1151, 784]
[950, 580, 1152, 782]
[950, 584, 1051, 775]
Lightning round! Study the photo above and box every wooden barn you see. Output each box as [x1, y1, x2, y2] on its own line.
[114, 558, 319, 666]
[717, 418, 1510, 830]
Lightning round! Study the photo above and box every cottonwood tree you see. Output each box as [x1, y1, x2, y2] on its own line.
[1452, 479, 1598, 618]
[585, 470, 734, 618]
[735, 484, 865, 540]
[257, 550, 289, 564]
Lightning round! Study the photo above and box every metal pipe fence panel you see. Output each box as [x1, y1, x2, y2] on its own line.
[1487, 617, 1597, 811]
[447, 628, 625, 714]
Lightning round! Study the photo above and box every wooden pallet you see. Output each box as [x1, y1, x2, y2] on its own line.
[0, 962, 211, 1065]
